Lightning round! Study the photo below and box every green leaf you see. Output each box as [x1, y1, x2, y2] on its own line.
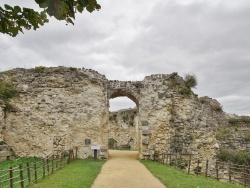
[86, 5, 94, 13]
[14, 6, 21, 13]
[77, 5, 84, 13]
[67, 17, 74, 25]
[4, 4, 13, 11]
[35, 0, 48, 8]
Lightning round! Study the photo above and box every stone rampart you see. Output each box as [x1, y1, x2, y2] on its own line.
[0, 67, 249, 160]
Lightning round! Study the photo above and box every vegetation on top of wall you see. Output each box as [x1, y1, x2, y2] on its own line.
[211, 103, 223, 112]
[184, 74, 197, 88]
[177, 74, 197, 96]
[179, 86, 192, 96]
[33, 66, 79, 74]
[228, 116, 250, 125]
[216, 149, 250, 166]
[0, 80, 17, 110]
[199, 97, 207, 104]
[216, 126, 232, 140]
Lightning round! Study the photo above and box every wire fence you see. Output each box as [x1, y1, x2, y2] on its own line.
[0, 148, 78, 188]
[158, 153, 250, 187]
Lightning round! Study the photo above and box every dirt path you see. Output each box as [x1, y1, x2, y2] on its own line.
[91, 150, 166, 188]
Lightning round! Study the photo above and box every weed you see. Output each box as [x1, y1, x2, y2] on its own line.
[216, 126, 232, 140]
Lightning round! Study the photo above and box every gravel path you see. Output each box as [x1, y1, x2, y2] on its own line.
[91, 150, 166, 188]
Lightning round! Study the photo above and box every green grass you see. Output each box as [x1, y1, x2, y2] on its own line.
[29, 159, 105, 188]
[0, 157, 42, 188]
[141, 160, 244, 188]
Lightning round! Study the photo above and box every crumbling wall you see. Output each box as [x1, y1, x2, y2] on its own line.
[0, 67, 109, 158]
[0, 67, 249, 161]
[108, 109, 138, 149]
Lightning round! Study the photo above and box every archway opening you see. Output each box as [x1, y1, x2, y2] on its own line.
[108, 96, 139, 152]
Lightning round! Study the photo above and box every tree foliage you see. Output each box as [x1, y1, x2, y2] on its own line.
[0, 0, 101, 37]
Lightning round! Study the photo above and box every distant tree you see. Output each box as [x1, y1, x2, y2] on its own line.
[0, 0, 101, 37]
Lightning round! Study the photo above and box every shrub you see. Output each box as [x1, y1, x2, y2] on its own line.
[241, 116, 250, 123]
[199, 97, 207, 104]
[33, 66, 46, 73]
[228, 118, 238, 125]
[217, 149, 250, 166]
[179, 86, 192, 95]
[216, 126, 232, 140]
[211, 104, 223, 112]
[0, 81, 17, 110]
[245, 132, 250, 142]
[184, 74, 197, 88]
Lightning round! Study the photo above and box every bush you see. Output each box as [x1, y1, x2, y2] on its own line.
[216, 149, 250, 166]
[33, 66, 46, 73]
[184, 74, 197, 88]
[211, 104, 223, 112]
[179, 86, 192, 96]
[199, 97, 207, 104]
[0, 81, 17, 110]
[245, 132, 250, 142]
[216, 126, 232, 140]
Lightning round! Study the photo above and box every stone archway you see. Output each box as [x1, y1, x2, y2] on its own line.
[107, 80, 142, 156]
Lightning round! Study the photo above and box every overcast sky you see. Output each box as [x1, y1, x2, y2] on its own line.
[1, 0, 250, 115]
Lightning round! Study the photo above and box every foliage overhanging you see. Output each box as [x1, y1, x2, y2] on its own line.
[0, 0, 101, 37]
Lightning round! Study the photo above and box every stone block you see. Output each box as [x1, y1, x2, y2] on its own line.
[141, 121, 149, 126]
[158, 92, 165, 99]
[142, 130, 150, 135]
[0, 151, 10, 157]
[142, 138, 149, 145]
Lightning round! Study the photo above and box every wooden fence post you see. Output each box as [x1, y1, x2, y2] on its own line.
[52, 155, 54, 174]
[68, 150, 71, 164]
[60, 153, 63, 169]
[34, 162, 37, 183]
[43, 159, 46, 178]
[243, 165, 247, 187]
[188, 155, 191, 174]
[19, 164, 24, 188]
[9, 167, 13, 188]
[196, 159, 200, 176]
[228, 162, 231, 183]
[27, 162, 31, 184]
[75, 147, 78, 159]
[46, 158, 49, 175]
[215, 161, 219, 180]
[205, 160, 208, 178]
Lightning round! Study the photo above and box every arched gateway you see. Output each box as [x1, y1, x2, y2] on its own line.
[0, 67, 229, 160]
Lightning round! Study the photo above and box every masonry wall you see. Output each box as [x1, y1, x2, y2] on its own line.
[0, 67, 109, 158]
[0, 67, 249, 161]
[108, 109, 138, 149]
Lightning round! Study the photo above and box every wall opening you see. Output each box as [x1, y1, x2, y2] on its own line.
[108, 96, 139, 152]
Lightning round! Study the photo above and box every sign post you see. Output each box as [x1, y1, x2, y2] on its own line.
[91, 146, 100, 160]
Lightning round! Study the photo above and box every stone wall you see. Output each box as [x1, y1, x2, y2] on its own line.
[108, 108, 138, 149]
[0, 102, 4, 142]
[0, 67, 249, 160]
[0, 67, 109, 158]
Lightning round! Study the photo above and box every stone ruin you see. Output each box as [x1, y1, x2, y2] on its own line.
[0, 66, 249, 161]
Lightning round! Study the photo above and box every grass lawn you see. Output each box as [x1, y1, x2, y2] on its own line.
[141, 160, 244, 188]
[29, 159, 105, 188]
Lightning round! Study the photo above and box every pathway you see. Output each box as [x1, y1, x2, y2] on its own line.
[91, 150, 166, 188]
